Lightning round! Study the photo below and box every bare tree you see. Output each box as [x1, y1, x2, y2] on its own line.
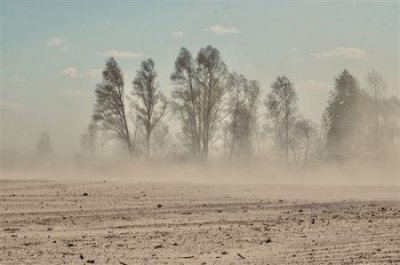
[364, 69, 386, 159]
[36, 131, 52, 155]
[93, 57, 133, 157]
[80, 122, 97, 156]
[293, 118, 316, 164]
[379, 96, 400, 160]
[324, 70, 362, 160]
[197, 46, 229, 160]
[196, 46, 229, 160]
[170, 47, 201, 156]
[224, 72, 260, 159]
[132, 58, 167, 159]
[171, 46, 228, 161]
[150, 121, 170, 158]
[265, 76, 298, 163]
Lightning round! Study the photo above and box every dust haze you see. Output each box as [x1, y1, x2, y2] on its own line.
[0, 154, 399, 188]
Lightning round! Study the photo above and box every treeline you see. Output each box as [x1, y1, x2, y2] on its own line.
[80, 45, 400, 164]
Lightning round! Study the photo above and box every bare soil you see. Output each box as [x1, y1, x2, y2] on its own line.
[1, 179, 399, 264]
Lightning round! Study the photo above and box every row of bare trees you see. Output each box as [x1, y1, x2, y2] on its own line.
[84, 45, 399, 163]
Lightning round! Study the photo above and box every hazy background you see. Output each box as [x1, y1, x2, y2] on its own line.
[1, 1, 399, 154]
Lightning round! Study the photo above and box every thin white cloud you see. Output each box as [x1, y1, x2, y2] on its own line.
[100, 50, 143, 59]
[60, 47, 69, 53]
[206, 24, 239, 35]
[61, 90, 86, 97]
[61, 67, 102, 79]
[289, 58, 304, 64]
[313, 46, 366, 59]
[172, 31, 184, 38]
[85, 68, 102, 78]
[45, 37, 64, 47]
[297, 80, 330, 91]
[10, 74, 24, 84]
[61, 67, 79, 78]
[0, 99, 25, 112]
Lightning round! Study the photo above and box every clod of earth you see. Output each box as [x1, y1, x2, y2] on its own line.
[4, 228, 19, 233]
[237, 253, 246, 259]
[180, 256, 195, 259]
[261, 237, 272, 244]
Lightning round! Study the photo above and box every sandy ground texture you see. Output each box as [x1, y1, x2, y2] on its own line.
[1, 179, 399, 264]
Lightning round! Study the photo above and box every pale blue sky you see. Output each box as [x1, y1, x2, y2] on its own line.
[1, 0, 399, 153]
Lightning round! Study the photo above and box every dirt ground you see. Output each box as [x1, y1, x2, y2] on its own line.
[1, 179, 399, 264]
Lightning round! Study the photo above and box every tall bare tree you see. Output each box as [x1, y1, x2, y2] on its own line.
[224, 72, 260, 159]
[171, 46, 228, 160]
[93, 57, 133, 157]
[197, 46, 229, 159]
[364, 69, 386, 159]
[324, 70, 364, 160]
[170, 47, 201, 156]
[132, 58, 167, 159]
[265, 76, 298, 163]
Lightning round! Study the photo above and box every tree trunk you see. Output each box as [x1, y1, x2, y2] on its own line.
[121, 99, 132, 158]
[304, 136, 310, 163]
[146, 131, 150, 159]
[285, 103, 289, 164]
